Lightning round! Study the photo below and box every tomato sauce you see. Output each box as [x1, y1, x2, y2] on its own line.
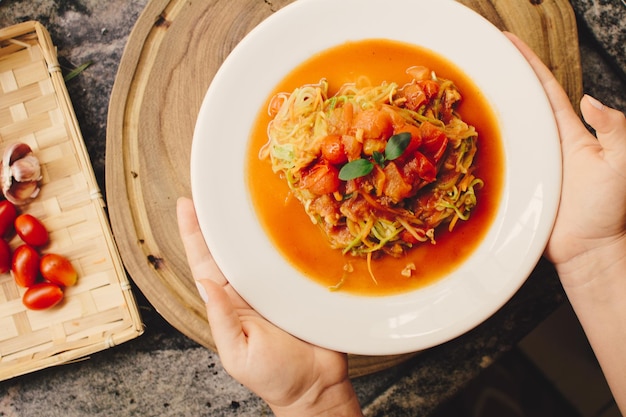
[247, 39, 504, 296]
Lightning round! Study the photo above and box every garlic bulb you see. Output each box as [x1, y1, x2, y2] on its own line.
[1, 143, 42, 205]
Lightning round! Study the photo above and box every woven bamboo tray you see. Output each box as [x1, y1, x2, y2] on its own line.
[0, 21, 143, 381]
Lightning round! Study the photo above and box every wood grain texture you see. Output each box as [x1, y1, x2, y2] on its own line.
[106, 0, 581, 377]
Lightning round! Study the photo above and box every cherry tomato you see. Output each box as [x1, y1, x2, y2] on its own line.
[0, 239, 11, 274]
[12, 244, 40, 287]
[40, 253, 77, 287]
[0, 200, 17, 238]
[320, 135, 347, 165]
[301, 162, 340, 195]
[14, 214, 48, 247]
[22, 282, 64, 310]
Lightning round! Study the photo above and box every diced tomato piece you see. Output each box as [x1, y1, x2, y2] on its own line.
[441, 88, 461, 123]
[372, 165, 386, 196]
[385, 107, 407, 129]
[362, 137, 386, 156]
[419, 122, 448, 163]
[400, 83, 426, 111]
[351, 109, 393, 141]
[327, 105, 354, 136]
[309, 194, 340, 224]
[300, 162, 341, 195]
[394, 124, 422, 161]
[403, 152, 437, 184]
[382, 162, 413, 203]
[320, 135, 348, 165]
[341, 135, 363, 161]
[400, 230, 420, 244]
[418, 80, 440, 100]
[340, 103, 354, 132]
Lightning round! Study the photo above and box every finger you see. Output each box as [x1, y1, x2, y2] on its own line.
[197, 279, 249, 362]
[580, 95, 626, 155]
[504, 32, 586, 144]
[176, 197, 227, 286]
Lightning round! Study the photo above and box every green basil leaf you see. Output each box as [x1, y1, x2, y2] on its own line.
[372, 151, 385, 167]
[385, 132, 412, 160]
[338, 159, 374, 181]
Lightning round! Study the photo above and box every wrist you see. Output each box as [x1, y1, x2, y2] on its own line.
[269, 378, 363, 417]
[553, 235, 626, 297]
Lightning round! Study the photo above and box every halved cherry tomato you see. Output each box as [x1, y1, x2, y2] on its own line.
[14, 214, 48, 247]
[0, 239, 11, 274]
[300, 162, 340, 195]
[0, 200, 17, 238]
[320, 135, 347, 165]
[40, 253, 77, 287]
[12, 244, 40, 287]
[22, 282, 63, 310]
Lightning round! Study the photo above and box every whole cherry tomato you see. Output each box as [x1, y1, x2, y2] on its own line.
[22, 282, 64, 310]
[12, 244, 40, 287]
[0, 200, 17, 238]
[0, 239, 11, 274]
[14, 214, 48, 247]
[40, 253, 77, 287]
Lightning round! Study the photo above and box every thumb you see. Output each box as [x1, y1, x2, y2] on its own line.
[196, 279, 248, 359]
[580, 95, 626, 159]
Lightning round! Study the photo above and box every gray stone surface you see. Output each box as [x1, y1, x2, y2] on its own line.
[0, 0, 624, 416]
[571, 0, 626, 84]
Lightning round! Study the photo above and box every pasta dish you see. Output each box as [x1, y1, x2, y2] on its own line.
[259, 65, 483, 263]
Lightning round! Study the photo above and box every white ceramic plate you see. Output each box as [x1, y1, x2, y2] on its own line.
[191, 0, 561, 355]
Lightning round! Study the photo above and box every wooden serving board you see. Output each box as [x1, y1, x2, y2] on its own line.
[106, 0, 581, 377]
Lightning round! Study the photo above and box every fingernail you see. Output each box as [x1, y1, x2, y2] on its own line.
[585, 94, 605, 111]
[195, 281, 209, 303]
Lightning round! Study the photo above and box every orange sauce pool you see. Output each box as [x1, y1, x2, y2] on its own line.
[247, 39, 504, 296]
